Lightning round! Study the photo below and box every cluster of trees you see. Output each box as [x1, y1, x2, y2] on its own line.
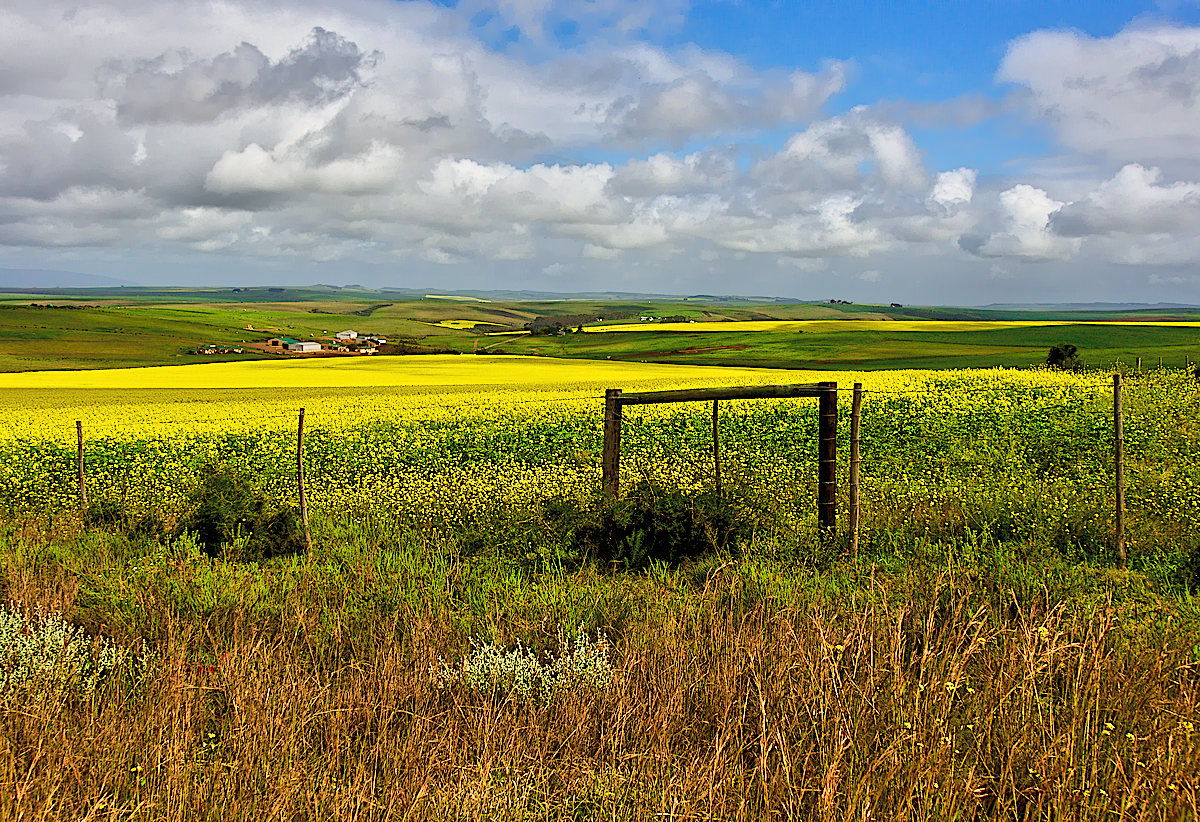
[526, 313, 611, 335]
[1047, 343, 1081, 369]
[529, 323, 584, 336]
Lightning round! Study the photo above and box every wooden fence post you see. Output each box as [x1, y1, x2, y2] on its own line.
[602, 389, 622, 495]
[76, 420, 87, 518]
[849, 383, 862, 557]
[298, 408, 312, 552]
[817, 382, 837, 543]
[1113, 374, 1126, 568]
[712, 399, 721, 497]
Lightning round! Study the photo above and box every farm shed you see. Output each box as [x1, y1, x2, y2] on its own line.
[336, 330, 358, 340]
[268, 337, 297, 347]
[287, 341, 321, 353]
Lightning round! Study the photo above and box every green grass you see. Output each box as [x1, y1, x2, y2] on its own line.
[0, 305, 263, 370]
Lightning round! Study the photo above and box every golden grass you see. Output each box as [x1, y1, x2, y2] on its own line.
[2, 557, 1196, 821]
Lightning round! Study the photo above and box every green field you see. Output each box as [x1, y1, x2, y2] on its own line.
[2, 287, 1199, 372]
[502, 323, 1200, 370]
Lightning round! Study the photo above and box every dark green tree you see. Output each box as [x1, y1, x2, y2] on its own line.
[1047, 343, 1080, 369]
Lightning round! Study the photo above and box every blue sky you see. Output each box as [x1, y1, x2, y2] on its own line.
[2, 0, 1200, 302]
[512, 0, 1200, 172]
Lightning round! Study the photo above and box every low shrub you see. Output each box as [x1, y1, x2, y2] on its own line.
[0, 604, 143, 702]
[545, 482, 746, 571]
[179, 468, 306, 562]
[1181, 542, 1200, 590]
[431, 627, 612, 703]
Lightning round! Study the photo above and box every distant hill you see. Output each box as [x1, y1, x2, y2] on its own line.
[0, 269, 134, 288]
[3, 278, 1194, 310]
[981, 302, 1200, 312]
[391, 288, 804, 303]
[0, 282, 806, 304]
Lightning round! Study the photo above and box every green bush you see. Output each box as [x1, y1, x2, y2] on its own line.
[180, 469, 306, 562]
[545, 483, 745, 571]
[1181, 543, 1200, 591]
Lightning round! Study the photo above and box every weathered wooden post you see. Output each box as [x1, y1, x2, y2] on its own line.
[602, 389, 622, 495]
[849, 383, 862, 557]
[298, 408, 312, 552]
[76, 420, 87, 518]
[1114, 374, 1126, 568]
[817, 381, 837, 542]
[712, 399, 722, 497]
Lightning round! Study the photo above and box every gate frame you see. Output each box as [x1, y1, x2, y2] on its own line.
[602, 382, 838, 539]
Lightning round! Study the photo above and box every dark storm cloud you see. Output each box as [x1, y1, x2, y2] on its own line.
[0, 111, 139, 200]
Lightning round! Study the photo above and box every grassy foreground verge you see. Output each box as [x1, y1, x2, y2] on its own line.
[2, 520, 1199, 820]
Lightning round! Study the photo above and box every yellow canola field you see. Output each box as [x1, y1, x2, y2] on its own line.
[0, 355, 1103, 445]
[5, 356, 1175, 535]
[0, 355, 783, 390]
[586, 320, 1200, 333]
[423, 294, 490, 302]
[428, 319, 490, 329]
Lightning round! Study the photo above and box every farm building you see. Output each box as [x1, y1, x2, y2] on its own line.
[335, 330, 358, 340]
[267, 337, 320, 353]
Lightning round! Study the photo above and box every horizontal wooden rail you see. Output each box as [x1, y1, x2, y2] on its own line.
[617, 383, 827, 406]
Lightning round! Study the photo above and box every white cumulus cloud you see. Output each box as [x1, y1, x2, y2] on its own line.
[962, 184, 1081, 261]
[1001, 24, 1200, 168]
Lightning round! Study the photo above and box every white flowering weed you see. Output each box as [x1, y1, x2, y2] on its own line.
[432, 627, 612, 703]
[0, 604, 134, 701]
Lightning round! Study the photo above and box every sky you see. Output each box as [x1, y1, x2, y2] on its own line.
[3, 0, 1200, 303]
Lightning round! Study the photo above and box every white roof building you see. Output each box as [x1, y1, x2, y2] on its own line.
[335, 330, 358, 340]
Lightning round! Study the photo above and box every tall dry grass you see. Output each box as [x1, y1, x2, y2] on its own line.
[2, 549, 1197, 821]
